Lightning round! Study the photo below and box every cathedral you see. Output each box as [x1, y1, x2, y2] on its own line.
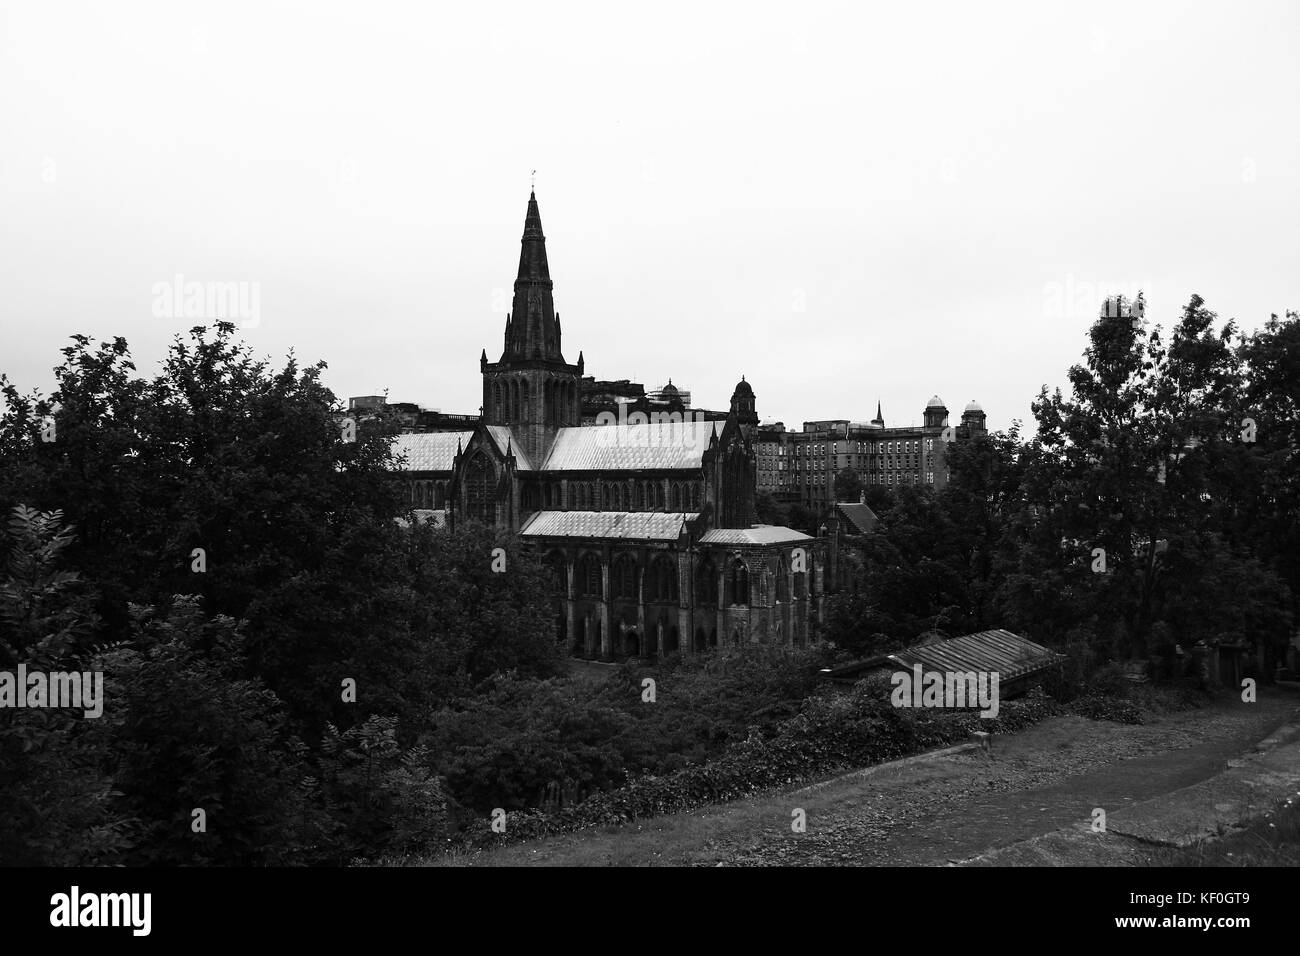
[394, 190, 825, 660]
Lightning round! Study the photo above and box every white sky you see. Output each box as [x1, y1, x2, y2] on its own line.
[2, 0, 1298, 433]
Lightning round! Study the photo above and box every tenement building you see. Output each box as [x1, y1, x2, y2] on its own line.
[392, 191, 825, 660]
[778, 398, 988, 510]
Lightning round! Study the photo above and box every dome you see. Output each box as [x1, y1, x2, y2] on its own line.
[732, 377, 754, 397]
[964, 400, 983, 413]
[926, 395, 946, 409]
[660, 379, 679, 395]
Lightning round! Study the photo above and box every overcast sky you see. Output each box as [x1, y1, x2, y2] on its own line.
[2, 0, 1297, 433]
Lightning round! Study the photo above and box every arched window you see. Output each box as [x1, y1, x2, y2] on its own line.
[612, 555, 638, 601]
[670, 483, 681, 511]
[728, 558, 749, 606]
[655, 482, 665, 511]
[650, 555, 678, 603]
[612, 484, 623, 510]
[521, 484, 539, 513]
[696, 556, 718, 605]
[578, 552, 603, 598]
[521, 379, 531, 420]
[493, 381, 502, 418]
[776, 557, 789, 602]
[465, 453, 494, 524]
[546, 552, 568, 596]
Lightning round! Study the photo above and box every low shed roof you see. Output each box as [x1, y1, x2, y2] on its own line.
[821, 629, 1066, 685]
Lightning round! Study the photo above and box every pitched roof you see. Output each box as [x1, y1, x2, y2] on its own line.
[541, 420, 723, 471]
[698, 526, 813, 546]
[822, 629, 1066, 684]
[391, 432, 474, 472]
[519, 510, 696, 541]
[485, 425, 534, 470]
[834, 502, 878, 534]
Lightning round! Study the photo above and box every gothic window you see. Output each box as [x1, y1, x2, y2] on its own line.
[546, 552, 567, 596]
[465, 453, 494, 524]
[521, 379, 531, 419]
[776, 557, 789, 602]
[728, 558, 749, 606]
[655, 482, 665, 511]
[611, 554, 638, 601]
[521, 484, 539, 513]
[696, 556, 718, 605]
[794, 565, 807, 599]
[613, 484, 623, 510]
[578, 552, 603, 598]
[493, 381, 502, 418]
[650, 555, 678, 602]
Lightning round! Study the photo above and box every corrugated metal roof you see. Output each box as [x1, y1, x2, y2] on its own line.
[485, 425, 534, 470]
[541, 420, 723, 471]
[889, 630, 1064, 682]
[698, 526, 813, 546]
[391, 432, 473, 472]
[519, 510, 696, 540]
[835, 502, 878, 534]
[822, 629, 1065, 684]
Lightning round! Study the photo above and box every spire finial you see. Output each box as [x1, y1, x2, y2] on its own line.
[530, 169, 536, 192]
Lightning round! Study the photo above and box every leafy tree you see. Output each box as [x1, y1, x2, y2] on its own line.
[0, 505, 124, 866]
[833, 467, 865, 503]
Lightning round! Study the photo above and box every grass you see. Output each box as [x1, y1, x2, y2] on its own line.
[1142, 793, 1300, 866]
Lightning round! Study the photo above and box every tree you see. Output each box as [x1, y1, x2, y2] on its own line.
[833, 467, 865, 503]
[0, 506, 124, 866]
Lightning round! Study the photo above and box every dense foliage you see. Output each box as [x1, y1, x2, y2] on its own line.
[825, 299, 1298, 671]
[0, 325, 560, 864]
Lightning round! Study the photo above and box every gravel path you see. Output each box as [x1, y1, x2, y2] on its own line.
[437, 688, 1299, 866]
[700, 691, 1299, 866]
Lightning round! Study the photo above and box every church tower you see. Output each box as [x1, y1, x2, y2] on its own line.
[481, 190, 585, 465]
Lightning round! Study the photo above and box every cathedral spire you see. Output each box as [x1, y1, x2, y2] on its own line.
[503, 190, 560, 361]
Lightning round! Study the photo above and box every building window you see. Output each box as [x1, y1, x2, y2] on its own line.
[612, 555, 637, 600]
[465, 453, 494, 524]
[650, 555, 678, 602]
[546, 552, 567, 595]
[578, 552, 603, 598]
[696, 556, 718, 605]
[728, 558, 749, 606]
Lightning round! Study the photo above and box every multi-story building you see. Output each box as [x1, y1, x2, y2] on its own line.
[779, 398, 989, 511]
[755, 421, 790, 498]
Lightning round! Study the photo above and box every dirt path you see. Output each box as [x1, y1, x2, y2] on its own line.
[438, 688, 1300, 867]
